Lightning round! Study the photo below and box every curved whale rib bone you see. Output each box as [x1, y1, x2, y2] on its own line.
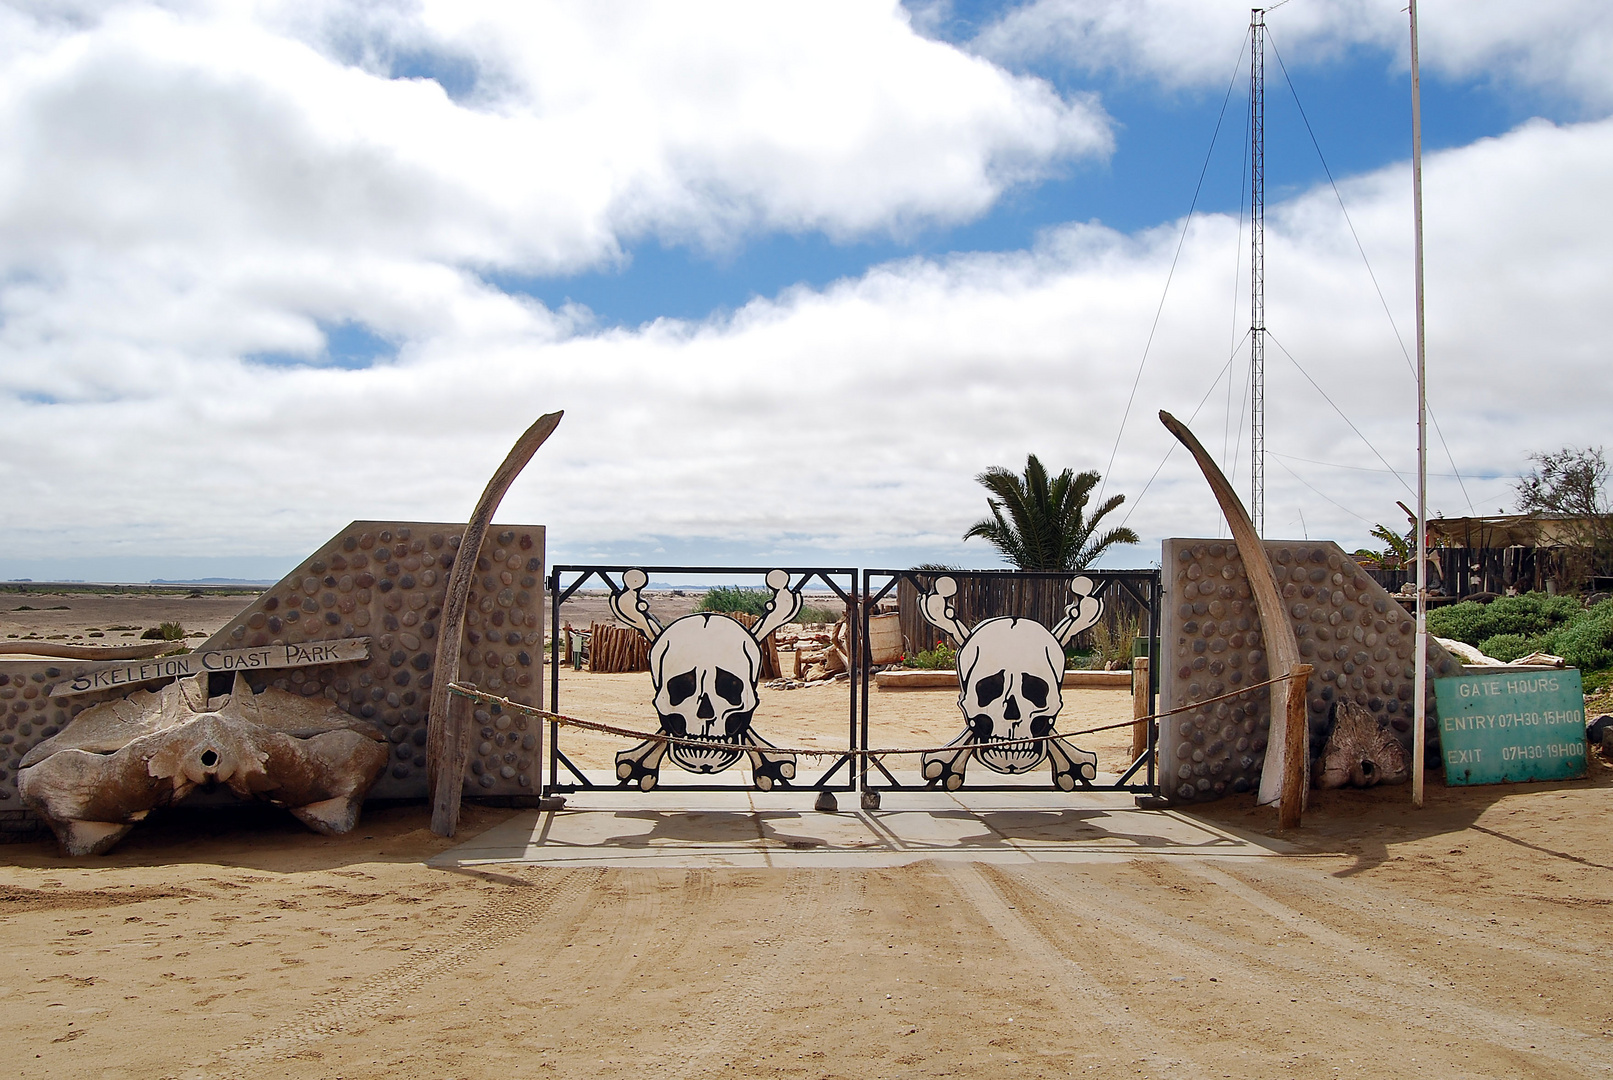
[1158, 409, 1306, 813]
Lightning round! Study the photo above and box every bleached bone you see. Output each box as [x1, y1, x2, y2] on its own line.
[17, 672, 388, 856]
[1050, 575, 1105, 646]
[918, 576, 970, 644]
[751, 569, 804, 641]
[609, 568, 663, 641]
[1316, 699, 1409, 789]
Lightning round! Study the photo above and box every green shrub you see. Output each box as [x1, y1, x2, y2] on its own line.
[1426, 592, 1582, 645]
[697, 586, 773, 617]
[1540, 599, 1613, 672]
[903, 642, 957, 670]
[1475, 633, 1537, 662]
[140, 621, 186, 641]
[1583, 667, 1613, 694]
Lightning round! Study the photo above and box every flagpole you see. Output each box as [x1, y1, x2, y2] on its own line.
[1410, 0, 1429, 808]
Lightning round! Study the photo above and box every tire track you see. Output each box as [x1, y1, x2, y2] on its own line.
[661, 868, 862, 1078]
[995, 859, 1609, 1076]
[189, 867, 604, 1075]
[942, 862, 1213, 1079]
[538, 866, 668, 1010]
[1203, 856, 1605, 970]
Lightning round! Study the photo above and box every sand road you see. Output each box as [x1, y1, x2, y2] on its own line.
[2, 595, 1610, 1078]
[3, 766, 1610, 1080]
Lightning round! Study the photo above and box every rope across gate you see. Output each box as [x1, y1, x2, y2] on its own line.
[446, 670, 1297, 762]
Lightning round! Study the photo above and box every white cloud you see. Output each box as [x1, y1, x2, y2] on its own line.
[3, 107, 1610, 571]
[0, 2, 1609, 577]
[973, 0, 1613, 112]
[0, 0, 1110, 273]
[0, 0, 1112, 421]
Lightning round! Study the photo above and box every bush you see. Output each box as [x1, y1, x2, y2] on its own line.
[1426, 592, 1582, 645]
[1540, 599, 1613, 672]
[697, 586, 774, 617]
[1090, 617, 1139, 669]
[902, 642, 957, 670]
[1583, 667, 1613, 694]
[1475, 633, 1536, 662]
[140, 621, 186, 640]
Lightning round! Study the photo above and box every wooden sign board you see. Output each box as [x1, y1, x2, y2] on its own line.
[1434, 669, 1588, 785]
[50, 638, 370, 697]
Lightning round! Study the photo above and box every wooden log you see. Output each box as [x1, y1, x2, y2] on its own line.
[1159, 410, 1304, 810]
[1279, 664, 1313, 829]
[1, 640, 192, 661]
[427, 410, 563, 838]
[1131, 657, 1151, 763]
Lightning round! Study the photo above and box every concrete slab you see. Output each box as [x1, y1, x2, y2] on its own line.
[431, 786, 1301, 870]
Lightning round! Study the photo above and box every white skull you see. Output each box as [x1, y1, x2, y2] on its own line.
[955, 617, 1066, 774]
[649, 614, 762, 773]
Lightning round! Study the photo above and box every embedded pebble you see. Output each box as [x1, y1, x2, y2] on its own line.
[0, 522, 546, 814]
[1159, 539, 1459, 804]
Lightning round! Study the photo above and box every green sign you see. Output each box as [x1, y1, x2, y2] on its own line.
[1434, 669, 1587, 785]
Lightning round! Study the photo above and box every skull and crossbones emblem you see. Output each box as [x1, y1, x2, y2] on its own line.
[918, 575, 1105, 791]
[609, 568, 799, 791]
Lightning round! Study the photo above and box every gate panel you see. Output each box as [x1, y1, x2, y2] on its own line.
[546, 566, 859, 795]
[860, 568, 1161, 796]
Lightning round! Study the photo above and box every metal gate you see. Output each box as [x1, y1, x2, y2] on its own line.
[542, 563, 1161, 800]
[546, 565, 860, 794]
[858, 568, 1162, 796]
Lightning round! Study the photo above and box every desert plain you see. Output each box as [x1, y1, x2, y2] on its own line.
[2, 591, 1610, 1079]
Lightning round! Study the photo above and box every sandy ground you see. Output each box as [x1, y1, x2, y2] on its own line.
[0, 591, 259, 649]
[3, 598, 1612, 1078]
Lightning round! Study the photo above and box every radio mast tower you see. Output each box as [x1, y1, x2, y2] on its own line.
[1249, 8, 1266, 535]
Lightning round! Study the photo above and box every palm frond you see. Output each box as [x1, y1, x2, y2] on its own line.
[963, 455, 1138, 570]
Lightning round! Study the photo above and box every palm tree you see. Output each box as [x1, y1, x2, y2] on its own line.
[963, 455, 1139, 570]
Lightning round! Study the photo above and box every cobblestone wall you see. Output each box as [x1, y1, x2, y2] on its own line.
[0, 519, 545, 835]
[1157, 538, 1461, 803]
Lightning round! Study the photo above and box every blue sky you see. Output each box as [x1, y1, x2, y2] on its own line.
[1, 0, 1610, 583]
[501, 9, 1565, 332]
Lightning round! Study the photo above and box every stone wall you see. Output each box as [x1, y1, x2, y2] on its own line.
[1157, 538, 1462, 804]
[0, 520, 545, 837]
